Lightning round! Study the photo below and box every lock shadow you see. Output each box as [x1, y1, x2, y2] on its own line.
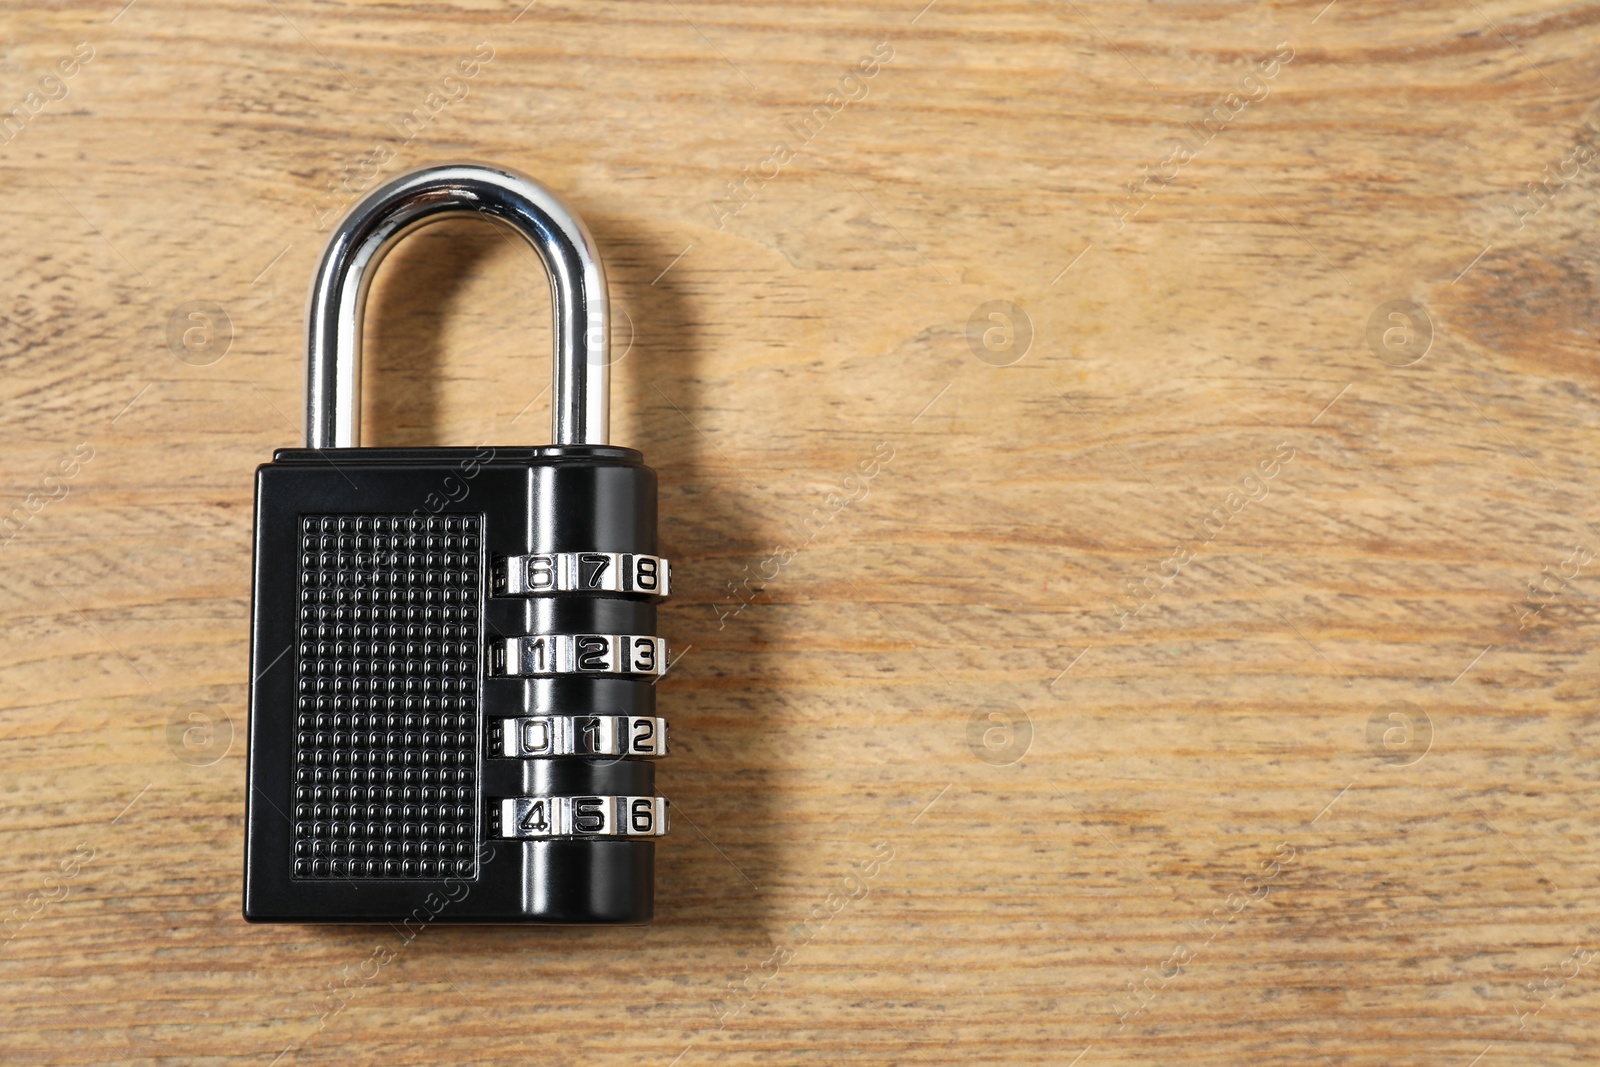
[356, 212, 781, 991]
[588, 214, 786, 959]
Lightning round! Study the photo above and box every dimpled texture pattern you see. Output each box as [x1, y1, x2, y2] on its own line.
[292, 514, 482, 879]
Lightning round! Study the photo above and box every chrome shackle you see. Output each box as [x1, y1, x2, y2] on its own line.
[303, 162, 610, 448]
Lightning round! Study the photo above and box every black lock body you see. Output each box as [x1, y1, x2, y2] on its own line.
[243, 444, 666, 924]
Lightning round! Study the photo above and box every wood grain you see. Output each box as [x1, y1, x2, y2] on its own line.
[2, 0, 1599, 1063]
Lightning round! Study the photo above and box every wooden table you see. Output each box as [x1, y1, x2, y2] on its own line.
[2, 1, 1597, 1063]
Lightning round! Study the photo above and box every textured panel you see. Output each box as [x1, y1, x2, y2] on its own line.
[292, 514, 482, 879]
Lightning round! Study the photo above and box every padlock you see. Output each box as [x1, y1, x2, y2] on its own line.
[243, 163, 670, 924]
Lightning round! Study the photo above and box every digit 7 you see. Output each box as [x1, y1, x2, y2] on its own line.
[579, 553, 610, 589]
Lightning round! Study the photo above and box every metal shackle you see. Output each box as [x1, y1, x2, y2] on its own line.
[304, 162, 610, 449]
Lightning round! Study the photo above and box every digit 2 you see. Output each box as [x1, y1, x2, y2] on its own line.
[576, 636, 611, 671]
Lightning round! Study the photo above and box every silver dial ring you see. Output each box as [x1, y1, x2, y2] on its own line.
[499, 715, 667, 758]
[496, 552, 670, 598]
[497, 795, 669, 838]
[496, 634, 668, 676]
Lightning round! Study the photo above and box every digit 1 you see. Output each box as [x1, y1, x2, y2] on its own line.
[576, 716, 602, 753]
[525, 635, 552, 673]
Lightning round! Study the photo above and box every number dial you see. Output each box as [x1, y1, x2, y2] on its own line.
[496, 552, 671, 598]
[498, 634, 668, 676]
[501, 715, 668, 758]
[499, 795, 669, 838]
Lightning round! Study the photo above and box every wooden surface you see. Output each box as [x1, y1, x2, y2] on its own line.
[3, 0, 1600, 1063]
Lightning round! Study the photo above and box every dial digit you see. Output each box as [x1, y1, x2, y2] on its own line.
[522, 719, 552, 754]
[519, 799, 549, 834]
[635, 556, 659, 591]
[527, 555, 555, 590]
[579, 553, 610, 589]
[576, 636, 610, 672]
[630, 798, 655, 834]
[633, 637, 657, 674]
[572, 797, 606, 834]
[576, 716, 602, 753]
[632, 718, 657, 755]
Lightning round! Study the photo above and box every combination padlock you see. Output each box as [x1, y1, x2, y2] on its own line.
[243, 163, 670, 924]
